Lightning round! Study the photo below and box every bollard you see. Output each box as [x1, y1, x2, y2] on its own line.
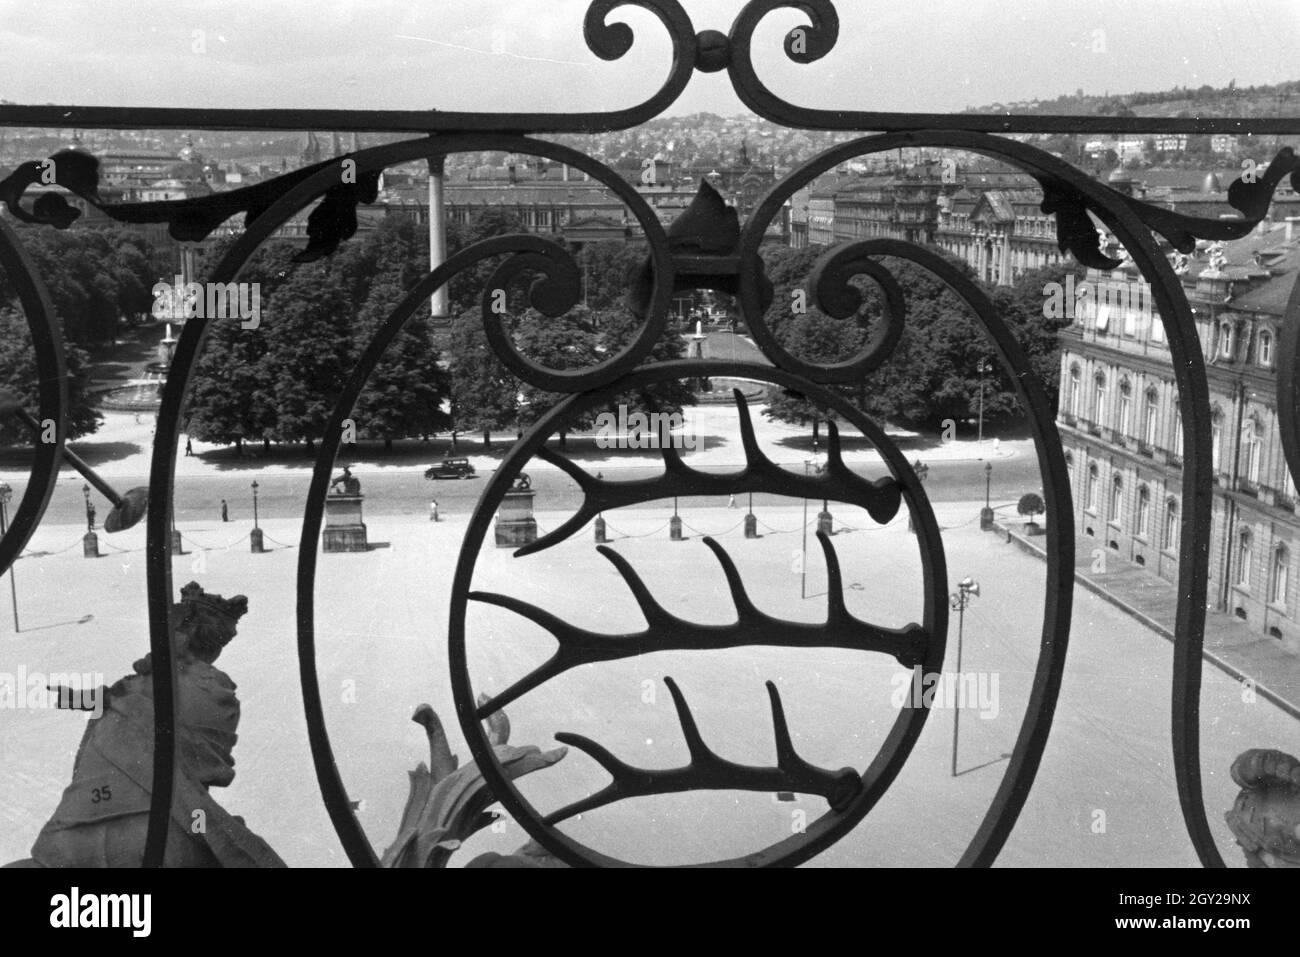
[744, 512, 757, 538]
[817, 510, 833, 536]
[170, 529, 184, 555]
[980, 506, 994, 531]
[82, 531, 99, 558]
[250, 528, 264, 554]
[594, 515, 607, 543]
[670, 515, 683, 541]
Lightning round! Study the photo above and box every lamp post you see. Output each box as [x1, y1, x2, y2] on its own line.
[949, 576, 980, 777]
[82, 482, 98, 558]
[0, 483, 17, 630]
[977, 359, 990, 447]
[801, 457, 812, 598]
[250, 480, 264, 554]
[981, 461, 994, 530]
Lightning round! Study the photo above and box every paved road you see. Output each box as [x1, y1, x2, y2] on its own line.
[23, 454, 1043, 527]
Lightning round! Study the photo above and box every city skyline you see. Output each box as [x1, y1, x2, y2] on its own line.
[2, 0, 1300, 118]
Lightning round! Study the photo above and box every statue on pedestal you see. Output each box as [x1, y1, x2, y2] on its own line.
[330, 466, 361, 496]
[7, 581, 285, 868]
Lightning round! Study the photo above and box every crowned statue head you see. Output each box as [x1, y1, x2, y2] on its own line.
[169, 581, 249, 664]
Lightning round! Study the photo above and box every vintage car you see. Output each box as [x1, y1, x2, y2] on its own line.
[424, 458, 476, 480]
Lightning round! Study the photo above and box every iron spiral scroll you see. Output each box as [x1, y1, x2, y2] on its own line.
[0, 0, 1296, 868]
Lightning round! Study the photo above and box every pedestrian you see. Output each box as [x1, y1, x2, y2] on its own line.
[728, 493, 736, 508]
[430, 499, 439, 523]
[185, 436, 193, 457]
[221, 500, 229, 522]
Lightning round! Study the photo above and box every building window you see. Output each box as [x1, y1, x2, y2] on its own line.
[1273, 545, 1290, 606]
[1219, 322, 1234, 359]
[1137, 486, 1150, 537]
[1068, 364, 1081, 416]
[1211, 409, 1223, 473]
[1118, 380, 1132, 436]
[1242, 419, 1261, 485]
[1164, 499, 1178, 550]
[1238, 531, 1252, 587]
[1110, 475, 1123, 525]
[1259, 329, 1274, 367]
[1087, 464, 1099, 511]
[1144, 389, 1159, 446]
[1094, 373, 1107, 424]
[1172, 404, 1183, 458]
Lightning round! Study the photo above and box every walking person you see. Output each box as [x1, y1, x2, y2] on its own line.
[185, 436, 193, 457]
[220, 500, 229, 523]
[430, 499, 439, 523]
[728, 493, 736, 508]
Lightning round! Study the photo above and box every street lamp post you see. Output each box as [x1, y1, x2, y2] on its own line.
[981, 461, 995, 530]
[0, 483, 17, 630]
[250, 480, 264, 554]
[977, 359, 990, 447]
[82, 482, 98, 558]
[949, 576, 981, 777]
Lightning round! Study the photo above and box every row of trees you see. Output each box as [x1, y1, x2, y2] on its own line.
[0, 224, 166, 443]
[0, 207, 1079, 453]
[756, 244, 1080, 436]
[185, 214, 692, 451]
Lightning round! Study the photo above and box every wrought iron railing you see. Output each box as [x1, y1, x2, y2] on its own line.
[2, 0, 1299, 868]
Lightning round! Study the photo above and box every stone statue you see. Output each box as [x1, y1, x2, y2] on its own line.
[512, 472, 532, 492]
[330, 466, 361, 496]
[1225, 749, 1300, 868]
[7, 581, 285, 868]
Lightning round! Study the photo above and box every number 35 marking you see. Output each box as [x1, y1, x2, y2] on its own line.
[90, 785, 112, 804]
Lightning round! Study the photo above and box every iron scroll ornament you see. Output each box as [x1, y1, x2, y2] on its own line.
[0, 0, 1275, 867]
[448, 360, 949, 868]
[10, 129, 1236, 867]
[0, 217, 68, 579]
[738, 129, 1231, 866]
[140, 134, 679, 867]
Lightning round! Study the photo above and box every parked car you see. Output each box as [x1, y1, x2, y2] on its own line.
[424, 458, 476, 480]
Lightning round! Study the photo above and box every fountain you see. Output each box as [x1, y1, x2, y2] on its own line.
[98, 322, 178, 412]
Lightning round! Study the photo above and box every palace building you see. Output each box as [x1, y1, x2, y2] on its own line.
[1058, 213, 1300, 650]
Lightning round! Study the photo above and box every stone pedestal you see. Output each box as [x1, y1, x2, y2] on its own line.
[82, 531, 99, 558]
[670, 515, 683, 541]
[594, 515, 607, 543]
[250, 527, 264, 553]
[495, 489, 537, 548]
[817, 510, 833, 536]
[169, 529, 183, 555]
[744, 513, 757, 538]
[980, 507, 995, 531]
[323, 494, 369, 552]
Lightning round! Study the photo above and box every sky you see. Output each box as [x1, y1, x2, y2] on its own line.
[2, 0, 1300, 118]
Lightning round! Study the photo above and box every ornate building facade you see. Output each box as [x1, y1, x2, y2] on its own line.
[1059, 217, 1300, 649]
